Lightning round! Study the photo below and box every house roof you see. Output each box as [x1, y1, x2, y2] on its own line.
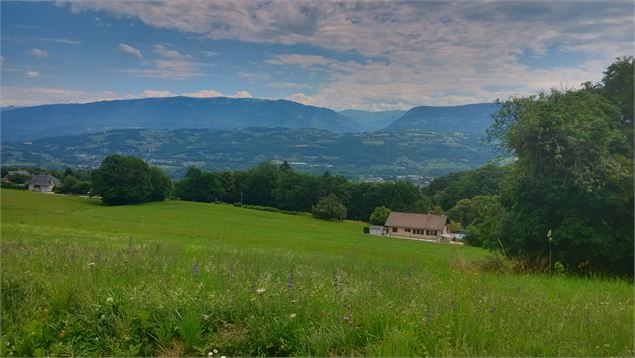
[384, 212, 448, 230]
[6, 170, 31, 177]
[28, 175, 60, 186]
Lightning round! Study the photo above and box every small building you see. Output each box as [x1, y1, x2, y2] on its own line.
[369, 225, 384, 235]
[384, 212, 448, 241]
[27, 175, 60, 193]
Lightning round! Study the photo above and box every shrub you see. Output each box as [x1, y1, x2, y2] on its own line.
[311, 194, 347, 221]
[369, 206, 390, 225]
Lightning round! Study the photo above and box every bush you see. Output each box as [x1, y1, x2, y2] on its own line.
[369, 206, 390, 225]
[312, 194, 347, 221]
[91, 155, 172, 205]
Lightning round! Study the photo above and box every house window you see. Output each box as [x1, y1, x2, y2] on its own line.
[392, 227, 397, 233]
[405, 228, 411, 232]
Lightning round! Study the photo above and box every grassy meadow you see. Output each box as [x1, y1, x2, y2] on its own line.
[1, 189, 633, 356]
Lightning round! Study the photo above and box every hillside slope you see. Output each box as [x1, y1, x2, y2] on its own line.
[337, 109, 406, 131]
[1, 96, 356, 141]
[2, 189, 632, 357]
[385, 103, 499, 133]
[1, 128, 498, 178]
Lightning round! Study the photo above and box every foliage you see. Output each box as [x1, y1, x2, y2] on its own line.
[174, 163, 432, 223]
[91, 155, 171, 206]
[488, 84, 633, 275]
[148, 167, 173, 201]
[425, 163, 509, 210]
[369, 206, 391, 225]
[600, 56, 634, 128]
[312, 194, 347, 221]
[174, 167, 222, 203]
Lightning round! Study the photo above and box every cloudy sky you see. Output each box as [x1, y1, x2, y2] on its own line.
[1, 0, 633, 110]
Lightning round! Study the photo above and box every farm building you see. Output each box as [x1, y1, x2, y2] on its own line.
[384, 212, 448, 241]
[27, 175, 60, 193]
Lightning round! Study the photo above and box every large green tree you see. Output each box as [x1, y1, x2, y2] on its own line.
[92, 155, 154, 205]
[489, 86, 633, 275]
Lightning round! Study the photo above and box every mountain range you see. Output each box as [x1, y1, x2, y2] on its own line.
[1, 96, 499, 142]
[385, 103, 499, 133]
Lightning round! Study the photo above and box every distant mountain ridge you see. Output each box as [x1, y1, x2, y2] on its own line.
[337, 110, 406, 132]
[385, 103, 499, 133]
[1, 96, 500, 142]
[1, 96, 356, 141]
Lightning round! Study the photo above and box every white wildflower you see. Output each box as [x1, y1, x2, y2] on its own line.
[213, 349, 218, 354]
[208, 352, 213, 357]
[289, 313, 296, 319]
[256, 288, 266, 294]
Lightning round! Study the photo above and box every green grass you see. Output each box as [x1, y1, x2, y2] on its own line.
[1, 189, 633, 356]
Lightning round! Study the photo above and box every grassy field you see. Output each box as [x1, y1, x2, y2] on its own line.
[1, 189, 633, 357]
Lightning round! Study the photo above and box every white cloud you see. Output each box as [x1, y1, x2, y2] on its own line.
[141, 90, 172, 97]
[182, 89, 223, 98]
[25, 70, 40, 78]
[30, 48, 49, 58]
[0, 87, 255, 106]
[285, 92, 318, 106]
[0, 87, 121, 106]
[116, 43, 143, 59]
[266, 54, 331, 67]
[33, 1, 635, 109]
[153, 44, 189, 60]
[232, 90, 252, 98]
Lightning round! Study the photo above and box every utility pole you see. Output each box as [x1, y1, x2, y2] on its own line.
[547, 229, 553, 274]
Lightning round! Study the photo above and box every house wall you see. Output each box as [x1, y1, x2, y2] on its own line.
[29, 184, 54, 192]
[386, 226, 442, 240]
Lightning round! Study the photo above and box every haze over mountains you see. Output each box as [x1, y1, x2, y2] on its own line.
[1, 96, 498, 142]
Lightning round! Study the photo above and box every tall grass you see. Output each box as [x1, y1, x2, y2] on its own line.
[1, 189, 633, 356]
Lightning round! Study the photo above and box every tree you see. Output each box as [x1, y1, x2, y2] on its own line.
[312, 194, 347, 221]
[91, 154, 154, 205]
[601, 56, 634, 127]
[489, 86, 633, 275]
[174, 167, 223, 202]
[148, 167, 173, 201]
[369, 206, 391, 225]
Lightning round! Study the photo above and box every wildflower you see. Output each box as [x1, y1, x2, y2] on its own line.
[256, 288, 266, 294]
[208, 352, 214, 357]
[100, 314, 106, 320]
[88, 262, 96, 267]
[221, 356, 226, 358]
[106, 297, 114, 304]
[203, 314, 209, 321]
[213, 349, 218, 354]
[289, 313, 296, 319]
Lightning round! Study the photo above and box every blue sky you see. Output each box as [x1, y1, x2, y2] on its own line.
[1, 1, 633, 110]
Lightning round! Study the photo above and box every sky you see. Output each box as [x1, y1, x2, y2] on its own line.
[1, 0, 633, 110]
